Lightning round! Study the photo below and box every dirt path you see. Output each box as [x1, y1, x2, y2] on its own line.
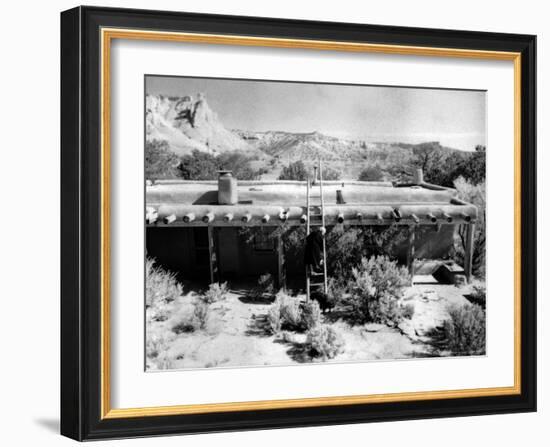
[147, 283, 475, 371]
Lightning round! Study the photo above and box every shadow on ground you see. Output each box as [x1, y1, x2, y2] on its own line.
[245, 313, 273, 337]
[274, 338, 313, 363]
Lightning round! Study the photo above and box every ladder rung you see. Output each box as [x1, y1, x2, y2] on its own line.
[310, 271, 324, 276]
[310, 282, 325, 286]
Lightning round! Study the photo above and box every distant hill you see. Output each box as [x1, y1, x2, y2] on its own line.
[146, 93, 251, 156]
[146, 93, 468, 179]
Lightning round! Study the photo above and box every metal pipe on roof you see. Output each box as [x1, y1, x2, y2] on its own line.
[241, 213, 252, 223]
[393, 209, 402, 222]
[183, 213, 195, 223]
[461, 212, 472, 222]
[426, 212, 437, 223]
[300, 214, 307, 224]
[223, 213, 234, 222]
[262, 214, 270, 223]
[337, 213, 344, 224]
[279, 210, 288, 221]
[442, 212, 453, 223]
[411, 214, 420, 224]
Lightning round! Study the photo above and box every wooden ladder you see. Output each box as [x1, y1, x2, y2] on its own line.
[306, 159, 328, 301]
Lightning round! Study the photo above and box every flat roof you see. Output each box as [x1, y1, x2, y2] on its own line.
[146, 180, 456, 207]
[145, 180, 477, 227]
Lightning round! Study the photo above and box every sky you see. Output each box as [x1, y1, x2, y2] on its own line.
[146, 76, 486, 152]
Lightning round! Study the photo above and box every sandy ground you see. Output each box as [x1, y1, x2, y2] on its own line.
[146, 280, 477, 371]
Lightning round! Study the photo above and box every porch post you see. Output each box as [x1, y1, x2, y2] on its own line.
[407, 225, 416, 285]
[464, 223, 475, 283]
[276, 233, 285, 289]
[207, 226, 218, 284]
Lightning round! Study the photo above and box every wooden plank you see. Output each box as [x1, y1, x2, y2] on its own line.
[464, 223, 475, 283]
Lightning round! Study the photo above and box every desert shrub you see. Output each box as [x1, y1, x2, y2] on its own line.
[347, 256, 410, 325]
[193, 299, 210, 330]
[442, 304, 486, 355]
[267, 299, 283, 334]
[254, 273, 275, 299]
[146, 332, 176, 370]
[278, 160, 308, 181]
[267, 291, 311, 333]
[326, 225, 408, 283]
[145, 139, 181, 180]
[178, 150, 219, 180]
[358, 165, 383, 181]
[327, 277, 346, 306]
[320, 166, 342, 180]
[202, 282, 228, 305]
[178, 150, 261, 180]
[301, 300, 322, 330]
[145, 257, 182, 321]
[306, 324, 345, 360]
[278, 292, 303, 330]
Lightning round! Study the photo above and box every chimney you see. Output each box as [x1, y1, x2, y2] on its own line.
[217, 170, 238, 205]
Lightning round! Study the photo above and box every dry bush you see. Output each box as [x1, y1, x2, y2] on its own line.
[442, 304, 486, 355]
[146, 332, 176, 370]
[253, 273, 275, 299]
[278, 292, 302, 330]
[202, 282, 228, 305]
[306, 324, 345, 360]
[347, 255, 410, 325]
[267, 291, 312, 334]
[267, 299, 282, 334]
[193, 299, 210, 330]
[145, 257, 182, 321]
[301, 300, 322, 330]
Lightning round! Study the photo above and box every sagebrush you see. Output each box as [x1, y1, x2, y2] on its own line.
[306, 324, 345, 360]
[267, 291, 322, 334]
[442, 304, 486, 355]
[145, 257, 182, 321]
[347, 255, 410, 325]
[201, 282, 228, 305]
[301, 300, 322, 330]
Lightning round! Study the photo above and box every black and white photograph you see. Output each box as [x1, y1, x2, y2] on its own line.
[144, 76, 487, 371]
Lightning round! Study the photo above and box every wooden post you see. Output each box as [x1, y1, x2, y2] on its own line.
[276, 233, 285, 289]
[407, 225, 416, 284]
[464, 223, 475, 283]
[207, 226, 217, 284]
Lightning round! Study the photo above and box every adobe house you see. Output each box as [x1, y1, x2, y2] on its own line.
[145, 169, 477, 287]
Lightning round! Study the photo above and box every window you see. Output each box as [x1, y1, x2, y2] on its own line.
[253, 230, 275, 252]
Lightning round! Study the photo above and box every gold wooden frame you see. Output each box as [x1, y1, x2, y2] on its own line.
[100, 27, 522, 420]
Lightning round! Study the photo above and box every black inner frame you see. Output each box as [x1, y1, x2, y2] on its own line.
[60, 6, 536, 441]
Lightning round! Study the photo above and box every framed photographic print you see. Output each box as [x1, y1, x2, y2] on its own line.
[60, 6, 536, 441]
